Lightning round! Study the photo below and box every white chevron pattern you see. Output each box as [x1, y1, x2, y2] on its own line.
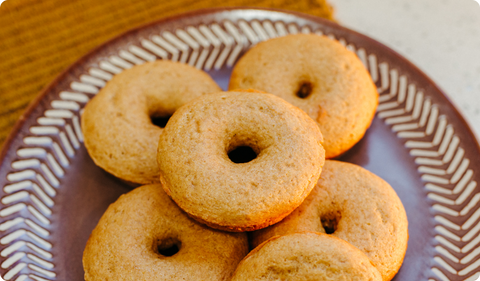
[373, 60, 480, 281]
[0, 17, 479, 281]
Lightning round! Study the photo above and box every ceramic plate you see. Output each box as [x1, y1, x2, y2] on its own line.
[0, 7, 479, 281]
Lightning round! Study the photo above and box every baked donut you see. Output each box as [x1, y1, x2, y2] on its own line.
[251, 160, 408, 280]
[157, 90, 325, 232]
[231, 232, 382, 281]
[83, 184, 249, 280]
[81, 60, 221, 185]
[229, 34, 378, 158]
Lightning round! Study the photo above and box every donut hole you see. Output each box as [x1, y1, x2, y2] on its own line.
[156, 238, 181, 257]
[151, 115, 172, 128]
[228, 146, 257, 164]
[321, 211, 341, 235]
[296, 81, 313, 99]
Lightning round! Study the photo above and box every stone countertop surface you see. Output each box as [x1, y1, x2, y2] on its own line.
[330, 0, 480, 142]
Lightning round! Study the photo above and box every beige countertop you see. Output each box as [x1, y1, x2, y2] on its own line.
[331, 0, 480, 141]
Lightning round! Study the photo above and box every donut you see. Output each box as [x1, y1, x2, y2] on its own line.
[229, 34, 378, 158]
[231, 232, 382, 281]
[81, 60, 221, 185]
[251, 160, 408, 280]
[83, 184, 249, 280]
[157, 90, 325, 232]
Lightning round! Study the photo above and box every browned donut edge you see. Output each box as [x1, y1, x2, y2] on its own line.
[161, 176, 301, 232]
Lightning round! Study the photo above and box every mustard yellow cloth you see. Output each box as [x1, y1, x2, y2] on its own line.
[0, 0, 334, 148]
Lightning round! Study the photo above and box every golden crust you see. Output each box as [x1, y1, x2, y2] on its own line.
[231, 232, 382, 281]
[83, 184, 249, 280]
[251, 160, 409, 280]
[81, 60, 221, 185]
[157, 91, 325, 232]
[229, 34, 378, 158]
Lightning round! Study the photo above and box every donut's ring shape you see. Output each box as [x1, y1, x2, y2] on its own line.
[157, 90, 325, 232]
[251, 160, 408, 280]
[82, 184, 249, 280]
[229, 34, 378, 159]
[81, 60, 221, 185]
[231, 232, 382, 281]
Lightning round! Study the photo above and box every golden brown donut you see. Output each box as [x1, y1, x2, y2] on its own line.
[83, 184, 249, 280]
[231, 232, 382, 281]
[157, 90, 325, 232]
[81, 60, 221, 185]
[229, 34, 378, 158]
[251, 160, 408, 280]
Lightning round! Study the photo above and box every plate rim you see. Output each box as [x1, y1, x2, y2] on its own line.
[1, 6, 479, 281]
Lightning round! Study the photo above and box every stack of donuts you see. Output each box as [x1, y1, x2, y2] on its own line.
[81, 34, 408, 280]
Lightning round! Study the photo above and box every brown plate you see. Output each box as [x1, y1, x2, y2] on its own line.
[0, 7, 479, 281]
